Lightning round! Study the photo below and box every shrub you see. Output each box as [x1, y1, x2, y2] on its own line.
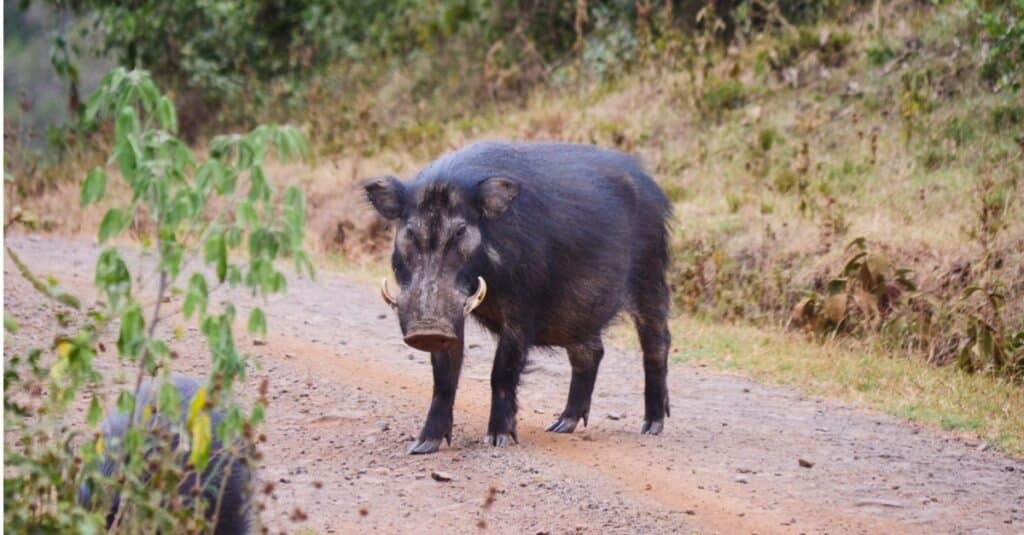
[972, 0, 1024, 91]
[701, 78, 747, 118]
[4, 68, 310, 532]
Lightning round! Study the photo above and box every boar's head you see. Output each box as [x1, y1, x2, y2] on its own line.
[364, 175, 518, 352]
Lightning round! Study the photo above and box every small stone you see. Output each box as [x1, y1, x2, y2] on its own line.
[854, 499, 904, 508]
[798, 458, 814, 468]
[431, 470, 453, 482]
[253, 339, 267, 346]
[606, 412, 624, 421]
[733, 475, 748, 484]
[977, 443, 992, 452]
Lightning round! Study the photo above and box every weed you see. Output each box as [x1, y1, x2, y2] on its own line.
[701, 78, 747, 118]
[865, 40, 898, 66]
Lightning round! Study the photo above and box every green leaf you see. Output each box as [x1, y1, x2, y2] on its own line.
[204, 232, 228, 282]
[116, 390, 135, 414]
[226, 227, 244, 249]
[115, 105, 139, 144]
[98, 208, 130, 243]
[157, 380, 182, 421]
[183, 273, 209, 319]
[149, 340, 170, 359]
[95, 248, 131, 306]
[4, 311, 19, 333]
[115, 137, 138, 178]
[227, 265, 243, 286]
[196, 160, 224, 194]
[236, 201, 258, 227]
[250, 403, 265, 425]
[137, 77, 161, 114]
[248, 165, 269, 202]
[80, 168, 107, 206]
[156, 96, 178, 134]
[247, 307, 267, 337]
[238, 139, 255, 169]
[86, 395, 104, 426]
[116, 305, 146, 358]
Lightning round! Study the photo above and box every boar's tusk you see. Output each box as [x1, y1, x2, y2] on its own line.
[381, 278, 399, 309]
[464, 276, 487, 314]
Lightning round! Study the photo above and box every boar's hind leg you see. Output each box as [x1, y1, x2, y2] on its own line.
[485, 331, 528, 447]
[409, 348, 464, 454]
[547, 337, 604, 433]
[633, 275, 671, 435]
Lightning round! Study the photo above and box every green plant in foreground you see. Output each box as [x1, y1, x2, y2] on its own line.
[4, 67, 310, 533]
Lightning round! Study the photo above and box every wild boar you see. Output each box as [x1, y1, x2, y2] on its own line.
[366, 141, 671, 454]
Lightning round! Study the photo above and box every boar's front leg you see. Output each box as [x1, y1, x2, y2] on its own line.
[485, 330, 528, 447]
[408, 346, 464, 454]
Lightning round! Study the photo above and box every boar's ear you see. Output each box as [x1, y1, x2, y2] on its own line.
[363, 176, 405, 220]
[478, 177, 520, 219]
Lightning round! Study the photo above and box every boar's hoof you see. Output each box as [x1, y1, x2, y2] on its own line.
[483, 432, 518, 448]
[545, 416, 580, 434]
[407, 437, 444, 455]
[640, 420, 664, 435]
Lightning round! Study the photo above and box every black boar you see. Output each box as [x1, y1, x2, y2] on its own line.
[365, 141, 671, 454]
[78, 375, 252, 534]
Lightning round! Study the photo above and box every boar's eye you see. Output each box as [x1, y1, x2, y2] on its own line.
[453, 224, 467, 239]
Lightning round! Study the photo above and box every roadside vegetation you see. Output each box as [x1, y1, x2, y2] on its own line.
[4, 69, 309, 531]
[5, 0, 1022, 464]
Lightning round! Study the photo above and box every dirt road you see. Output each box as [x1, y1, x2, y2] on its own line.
[4, 234, 1023, 534]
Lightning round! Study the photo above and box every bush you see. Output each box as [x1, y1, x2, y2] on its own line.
[701, 78, 747, 118]
[971, 0, 1024, 91]
[4, 68, 310, 532]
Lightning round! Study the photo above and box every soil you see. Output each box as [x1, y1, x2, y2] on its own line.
[4, 234, 1023, 535]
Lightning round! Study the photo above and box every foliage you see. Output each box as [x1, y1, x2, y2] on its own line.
[33, 0, 867, 141]
[700, 78, 748, 118]
[789, 238, 918, 337]
[4, 67, 310, 532]
[971, 0, 1024, 91]
[48, 1, 360, 98]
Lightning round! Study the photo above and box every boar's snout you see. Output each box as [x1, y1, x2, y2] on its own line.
[382, 276, 488, 353]
[403, 322, 459, 352]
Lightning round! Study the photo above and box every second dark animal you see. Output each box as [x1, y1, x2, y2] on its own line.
[78, 375, 253, 534]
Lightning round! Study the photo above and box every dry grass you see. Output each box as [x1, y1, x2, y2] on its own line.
[609, 317, 1024, 457]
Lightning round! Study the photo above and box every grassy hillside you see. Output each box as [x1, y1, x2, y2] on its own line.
[307, 0, 1024, 377]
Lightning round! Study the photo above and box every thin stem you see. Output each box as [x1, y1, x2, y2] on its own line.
[129, 269, 169, 425]
[110, 268, 168, 533]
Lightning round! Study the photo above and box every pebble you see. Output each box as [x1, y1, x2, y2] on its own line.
[431, 470, 453, 482]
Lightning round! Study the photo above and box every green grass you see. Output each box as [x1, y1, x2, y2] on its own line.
[610, 317, 1024, 456]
